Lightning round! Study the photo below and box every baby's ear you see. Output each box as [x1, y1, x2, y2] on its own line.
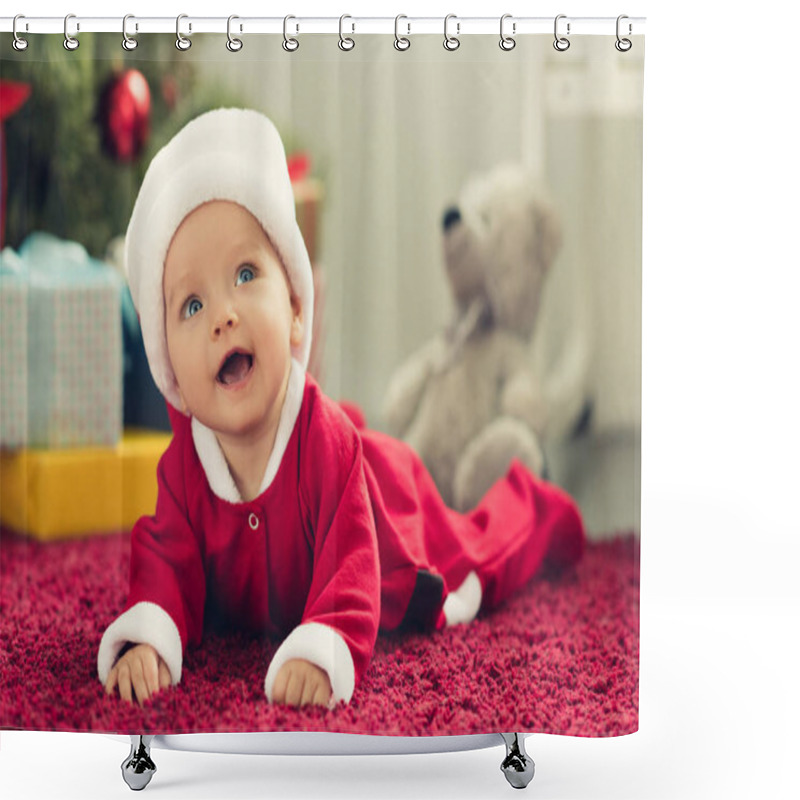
[290, 296, 304, 348]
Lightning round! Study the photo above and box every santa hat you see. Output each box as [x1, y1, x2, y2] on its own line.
[125, 108, 314, 412]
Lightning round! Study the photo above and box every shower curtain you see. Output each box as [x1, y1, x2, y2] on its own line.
[0, 22, 642, 739]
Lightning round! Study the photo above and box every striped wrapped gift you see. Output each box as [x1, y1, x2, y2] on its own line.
[15, 233, 123, 449]
[0, 248, 28, 448]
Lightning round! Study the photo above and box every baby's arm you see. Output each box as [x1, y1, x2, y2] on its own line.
[271, 659, 333, 708]
[98, 415, 207, 699]
[105, 643, 172, 707]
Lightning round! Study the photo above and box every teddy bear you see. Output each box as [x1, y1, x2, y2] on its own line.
[382, 164, 565, 512]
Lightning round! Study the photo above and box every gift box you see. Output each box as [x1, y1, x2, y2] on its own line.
[0, 428, 171, 540]
[0, 248, 28, 448]
[5, 233, 124, 449]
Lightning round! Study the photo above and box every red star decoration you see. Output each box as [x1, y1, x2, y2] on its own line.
[1, 79, 32, 248]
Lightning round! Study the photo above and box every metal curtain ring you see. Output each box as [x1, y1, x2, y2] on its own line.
[122, 14, 138, 51]
[226, 15, 243, 51]
[394, 15, 410, 51]
[615, 14, 632, 52]
[443, 14, 460, 51]
[339, 15, 355, 51]
[553, 14, 570, 51]
[63, 13, 79, 51]
[12, 15, 28, 51]
[499, 14, 516, 51]
[283, 15, 299, 51]
[176, 14, 192, 50]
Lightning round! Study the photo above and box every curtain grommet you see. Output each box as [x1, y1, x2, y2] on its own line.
[500, 14, 516, 51]
[339, 14, 355, 51]
[122, 14, 138, 51]
[553, 14, 570, 51]
[444, 14, 460, 51]
[63, 13, 79, 51]
[394, 15, 411, 51]
[12, 14, 28, 51]
[176, 14, 192, 51]
[615, 15, 633, 52]
[226, 15, 243, 52]
[282, 15, 299, 52]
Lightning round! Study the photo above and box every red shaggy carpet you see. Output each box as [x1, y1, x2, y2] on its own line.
[0, 528, 638, 737]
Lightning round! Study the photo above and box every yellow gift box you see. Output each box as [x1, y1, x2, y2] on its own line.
[0, 429, 171, 540]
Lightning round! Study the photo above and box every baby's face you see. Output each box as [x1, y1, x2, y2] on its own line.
[163, 200, 303, 440]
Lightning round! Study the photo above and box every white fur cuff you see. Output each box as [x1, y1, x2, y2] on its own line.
[264, 623, 356, 705]
[97, 601, 183, 686]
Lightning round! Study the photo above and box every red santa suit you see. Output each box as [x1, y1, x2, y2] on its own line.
[98, 361, 585, 705]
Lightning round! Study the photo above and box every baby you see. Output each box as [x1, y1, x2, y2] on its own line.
[97, 109, 586, 709]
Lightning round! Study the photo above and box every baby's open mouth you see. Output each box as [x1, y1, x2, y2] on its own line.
[217, 350, 254, 386]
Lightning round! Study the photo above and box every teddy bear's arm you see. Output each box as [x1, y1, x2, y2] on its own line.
[453, 417, 545, 512]
[382, 338, 445, 437]
[500, 368, 548, 436]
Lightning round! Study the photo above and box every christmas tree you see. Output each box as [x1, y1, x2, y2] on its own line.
[2, 34, 244, 258]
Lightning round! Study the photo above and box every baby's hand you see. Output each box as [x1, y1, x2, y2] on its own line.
[272, 659, 333, 708]
[105, 643, 172, 707]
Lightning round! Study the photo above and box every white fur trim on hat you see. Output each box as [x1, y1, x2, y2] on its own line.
[125, 108, 314, 412]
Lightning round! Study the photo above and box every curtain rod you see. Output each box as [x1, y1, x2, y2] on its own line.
[1, 16, 646, 37]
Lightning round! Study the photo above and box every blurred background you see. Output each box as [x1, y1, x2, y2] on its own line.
[1, 32, 642, 536]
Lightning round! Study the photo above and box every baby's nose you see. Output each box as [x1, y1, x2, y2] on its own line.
[212, 308, 238, 337]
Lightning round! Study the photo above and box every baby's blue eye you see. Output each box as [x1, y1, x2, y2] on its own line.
[184, 298, 203, 319]
[236, 266, 255, 285]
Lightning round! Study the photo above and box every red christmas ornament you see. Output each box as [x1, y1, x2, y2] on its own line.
[98, 69, 151, 162]
[0, 79, 31, 248]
